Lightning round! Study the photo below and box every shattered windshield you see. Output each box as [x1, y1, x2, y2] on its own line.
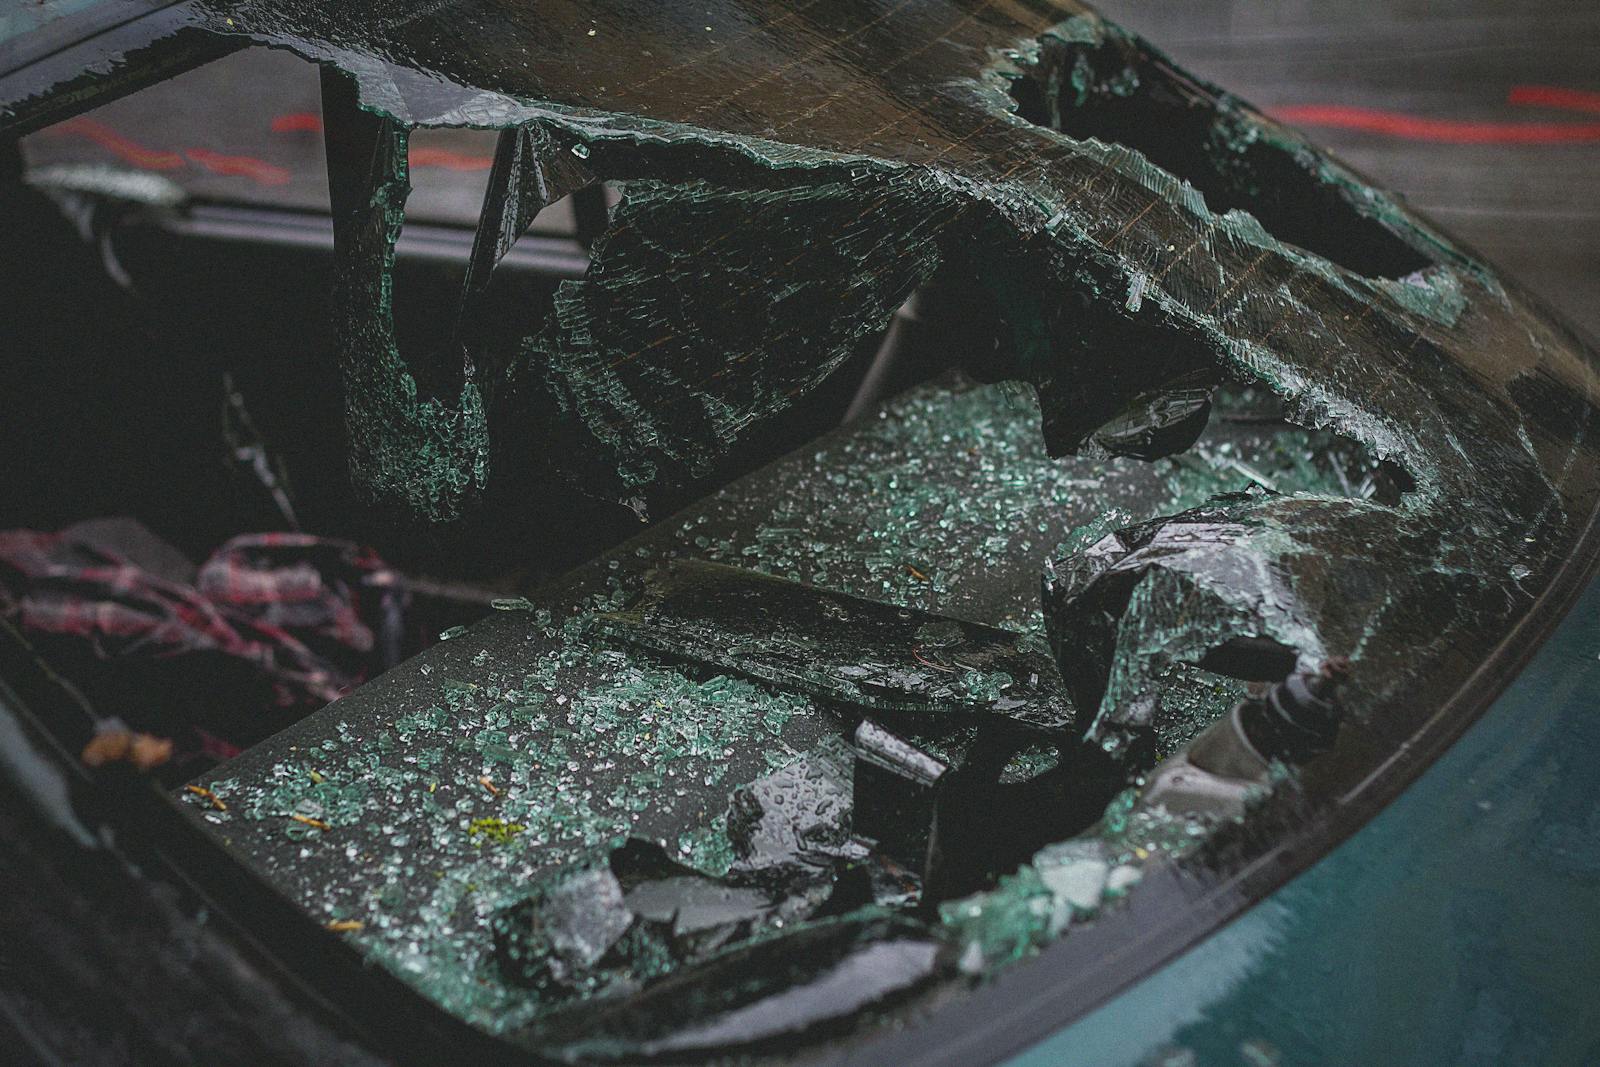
[5, 0, 1600, 1061]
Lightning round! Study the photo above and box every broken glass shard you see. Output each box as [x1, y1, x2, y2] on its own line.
[539, 913, 949, 1060]
[496, 838, 795, 999]
[725, 737, 856, 884]
[1090, 382, 1214, 461]
[597, 560, 1074, 736]
[850, 719, 948, 874]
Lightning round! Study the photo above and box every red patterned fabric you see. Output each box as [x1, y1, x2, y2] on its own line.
[0, 529, 404, 712]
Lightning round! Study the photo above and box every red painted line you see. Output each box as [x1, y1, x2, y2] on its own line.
[43, 109, 493, 188]
[1270, 103, 1600, 144]
[184, 148, 292, 186]
[45, 117, 186, 170]
[1506, 84, 1600, 116]
[408, 145, 495, 171]
[1271, 83, 1600, 145]
[270, 111, 323, 133]
[267, 112, 494, 170]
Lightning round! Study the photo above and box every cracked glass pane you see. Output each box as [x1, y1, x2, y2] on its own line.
[8, 0, 1575, 1058]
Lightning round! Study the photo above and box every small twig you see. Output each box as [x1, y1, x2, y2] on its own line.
[184, 784, 227, 811]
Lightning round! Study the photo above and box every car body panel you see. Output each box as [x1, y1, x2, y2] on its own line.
[1016, 570, 1600, 1066]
